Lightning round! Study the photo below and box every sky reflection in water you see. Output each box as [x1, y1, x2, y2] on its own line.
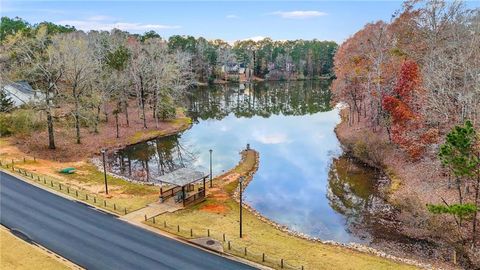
[182, 110, 361, 242]
[114, 81, 376, 243]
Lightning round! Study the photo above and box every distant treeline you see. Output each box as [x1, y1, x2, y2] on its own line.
[0, 16, 336, 151]
[0, 16, 337, 83]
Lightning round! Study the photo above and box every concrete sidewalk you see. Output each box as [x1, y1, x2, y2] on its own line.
[121, 200, 182, 222]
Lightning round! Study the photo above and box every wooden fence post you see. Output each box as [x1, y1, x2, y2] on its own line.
[262, 253, 265, 262]
[281, 259, 284, 268]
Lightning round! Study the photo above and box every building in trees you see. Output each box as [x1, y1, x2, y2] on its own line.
[2, 81, 43, 107]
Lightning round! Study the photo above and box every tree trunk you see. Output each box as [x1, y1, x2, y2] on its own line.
[472, 161, 480, 248]
[46, 109, 55, 149]
[74, 92, 81, 144]
[140, 75, 147, 129]
[115, 114, 119, 138]
[123, 98, 129, 127]
[456, 177, 464, 226]
[386, 125, 392, 143]
[94, 105, 101, 134]
[152, 89, 157, 120]
[45, 89, 55, 149]
[457, 177, 463, 205]
[103, 100, 109, 123]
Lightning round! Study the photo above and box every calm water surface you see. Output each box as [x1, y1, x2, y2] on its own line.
[111, 81, 385, 243]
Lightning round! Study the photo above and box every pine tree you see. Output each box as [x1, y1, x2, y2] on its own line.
[0, 89, 14, 112]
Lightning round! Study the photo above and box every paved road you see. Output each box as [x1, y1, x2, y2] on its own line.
[0, 171, 256, 270]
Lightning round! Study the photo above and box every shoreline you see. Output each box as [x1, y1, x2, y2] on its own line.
[108, 108, 435, 269]
[98, 116, 193, 155]
[90, 116, 193, 188]
[228, 150, 433, 270]
[9, 105, 192, 163]
[332, 107, 458, 269]
[195, 76, 334, 86]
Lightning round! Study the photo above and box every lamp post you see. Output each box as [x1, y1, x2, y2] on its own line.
[239, 176, 244, 238]
[209, 149, 213, 188]
[101, 149, 108, 195]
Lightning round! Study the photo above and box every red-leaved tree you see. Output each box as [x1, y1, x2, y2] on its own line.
[383, 59, 427, 159]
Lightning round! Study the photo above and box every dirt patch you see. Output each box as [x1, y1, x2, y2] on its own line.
[200, 204, 228, 214]
[221, 172, 240, 183]
[211, 193, 229, 201]
[10, 104, 191, 162]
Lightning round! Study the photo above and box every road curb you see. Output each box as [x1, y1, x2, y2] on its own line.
[0, 224, 84, 269]
[0, 169, 121, 217]
[1, 169, 269, 270]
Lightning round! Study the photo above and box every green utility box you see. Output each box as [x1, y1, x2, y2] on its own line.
[59, 167, 76, 174]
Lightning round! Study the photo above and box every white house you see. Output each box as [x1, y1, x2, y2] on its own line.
[221, 63, 248, 75]
[2, 81, 43, 107]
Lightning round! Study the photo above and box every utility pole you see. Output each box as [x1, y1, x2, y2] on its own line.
[101, 149, 108, 194]
[239, 176, 244, 238]
[209, 149, 213, 188]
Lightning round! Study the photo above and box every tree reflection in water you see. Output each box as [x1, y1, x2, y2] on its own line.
[111, 80, 332, 184]
[186, 80, 332, 122]
[327, 156, 399, 242]
[110, 135, 200, 183]
[108, 81, 397, 244]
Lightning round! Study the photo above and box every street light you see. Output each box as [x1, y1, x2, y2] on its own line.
[239, 176, 244, 238]
[101, 149, 108, 195]
[209, 149, 213, 188]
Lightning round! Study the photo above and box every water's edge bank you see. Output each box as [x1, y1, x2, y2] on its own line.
[103, 109, 434, 269]
[333, 108, 455, 269]
[228, 150, 432, 269]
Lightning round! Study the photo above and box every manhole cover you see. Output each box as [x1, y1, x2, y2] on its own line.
[206, 240, 215, 245]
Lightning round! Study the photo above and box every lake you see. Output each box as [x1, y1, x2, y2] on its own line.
[110, 81, 390, 243]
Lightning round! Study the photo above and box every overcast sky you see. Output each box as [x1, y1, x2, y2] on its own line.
[2, 1, 479, 43]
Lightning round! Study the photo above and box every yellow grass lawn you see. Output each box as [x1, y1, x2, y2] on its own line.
[0, 228, 71, 270]
[146, 150, 418, 270]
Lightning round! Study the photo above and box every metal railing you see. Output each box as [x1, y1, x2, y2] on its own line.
[0, 158, 129, 215]
[183, 189, 205, 207]
[159, 186, 182, 202]
[144, 216, 305, 270]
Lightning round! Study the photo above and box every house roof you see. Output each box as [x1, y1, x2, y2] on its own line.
[5, 81, 35, 94]
[157, 167, 208, 187]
